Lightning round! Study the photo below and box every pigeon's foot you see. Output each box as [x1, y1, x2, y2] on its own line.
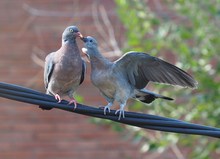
[115, 103, 126, 120]
[104, 106, 111, 115]
[115, 108, 125, 120]
[101, 102, 113, 115]
[68, 98, 77, 110]
[55, 94, 62, 103]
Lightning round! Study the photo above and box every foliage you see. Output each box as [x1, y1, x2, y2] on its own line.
[111, 0, 220, 158]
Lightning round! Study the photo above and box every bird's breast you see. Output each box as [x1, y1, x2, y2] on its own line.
[91, 69, 118, 98]
[50, 54, 82, 94]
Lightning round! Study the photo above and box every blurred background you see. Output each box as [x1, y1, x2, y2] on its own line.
[0, 0, 220, 159]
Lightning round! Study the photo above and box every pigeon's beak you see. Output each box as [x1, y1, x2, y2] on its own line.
[82, 48, 90, 63]
[76, 32, 84, 39]
[81, 37, 88, 43]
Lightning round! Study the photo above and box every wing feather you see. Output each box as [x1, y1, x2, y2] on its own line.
[79, 60, 86, 85]
[114, 51, 197, 89]
[44, 52, 55, 89]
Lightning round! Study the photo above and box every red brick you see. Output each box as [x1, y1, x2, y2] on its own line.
[0, 1, 144, 159]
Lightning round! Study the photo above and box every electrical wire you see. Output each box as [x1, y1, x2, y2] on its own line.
[0, 82, 220, 138]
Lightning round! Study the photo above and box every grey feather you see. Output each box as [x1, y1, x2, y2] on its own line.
[115, 51, 198, 89]
[44, 52, 55, 89]
[80, 60, 86, 85]
[134, 89, 173, 104]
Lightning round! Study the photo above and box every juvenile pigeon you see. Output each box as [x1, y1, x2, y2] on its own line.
[81, 36, 197, 120]
[43, 26, 85, 109]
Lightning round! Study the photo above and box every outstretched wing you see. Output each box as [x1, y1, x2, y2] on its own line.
[44, 52, 55, 89]
[114, 51, 197, 89]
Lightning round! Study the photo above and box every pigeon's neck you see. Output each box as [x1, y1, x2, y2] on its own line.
[90, 49, 112, 70]
[61, 39, 79, 56]
[62, 38, 76, 47]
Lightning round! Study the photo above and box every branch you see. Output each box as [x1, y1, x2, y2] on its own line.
[0, 82, 220, 138]
[22, 3, 116, 18]
[31, 47, 45, 68]
[92, 4, 122, 57]
[170, 144, 185, 159]
[23, 3, 93, 17]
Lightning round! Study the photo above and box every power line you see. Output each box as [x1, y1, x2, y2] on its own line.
[0, 82, 220, 138]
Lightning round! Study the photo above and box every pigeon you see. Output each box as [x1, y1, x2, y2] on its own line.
[43, 26, 85, 110]
[81, 36, 198, 120]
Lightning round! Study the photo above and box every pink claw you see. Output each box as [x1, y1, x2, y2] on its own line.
[55, 94, 62, 103]
[68, 98, 77, 110]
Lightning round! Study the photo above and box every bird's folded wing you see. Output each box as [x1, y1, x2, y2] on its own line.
[114, 51, 198, 89]
[79, 59, 86, 85]
[44, 52, 55, 89]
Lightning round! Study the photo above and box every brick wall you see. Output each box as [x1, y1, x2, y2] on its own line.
[0, 1, 143, 159]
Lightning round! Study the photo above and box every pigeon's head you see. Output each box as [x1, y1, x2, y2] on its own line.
[62, 26, 83, 42]
[81, 36, 98, 48]
[81, 36, 98, 62]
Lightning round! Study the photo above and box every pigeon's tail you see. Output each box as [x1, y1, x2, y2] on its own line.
[134, 89, 173, 104]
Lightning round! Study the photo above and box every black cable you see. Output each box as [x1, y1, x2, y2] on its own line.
[0, 82, 220, 138]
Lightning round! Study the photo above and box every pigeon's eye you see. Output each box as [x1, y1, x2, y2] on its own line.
[69, 28, 74, 33]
